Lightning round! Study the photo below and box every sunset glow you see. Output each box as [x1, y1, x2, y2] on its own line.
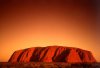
[0, 0, 100, 62]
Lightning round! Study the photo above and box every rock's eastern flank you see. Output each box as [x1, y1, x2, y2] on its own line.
[9, 46, 96, 63]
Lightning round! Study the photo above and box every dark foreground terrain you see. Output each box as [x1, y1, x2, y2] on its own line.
[0, 62, 100, 68]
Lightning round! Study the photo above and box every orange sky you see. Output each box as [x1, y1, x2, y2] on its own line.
[0, 0, 100, 62]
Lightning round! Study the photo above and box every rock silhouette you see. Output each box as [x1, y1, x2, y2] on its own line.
[9, 46, 96, 63]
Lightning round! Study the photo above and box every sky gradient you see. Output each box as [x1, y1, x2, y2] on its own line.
[0, 0, 100, 62]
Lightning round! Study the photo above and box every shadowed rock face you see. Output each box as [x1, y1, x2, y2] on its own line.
[9, 46, 96, 63]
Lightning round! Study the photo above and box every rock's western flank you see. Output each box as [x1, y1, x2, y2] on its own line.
[9, 46, 96, 63]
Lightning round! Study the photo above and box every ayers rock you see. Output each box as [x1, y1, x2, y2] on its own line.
[9, 46, 96, 63]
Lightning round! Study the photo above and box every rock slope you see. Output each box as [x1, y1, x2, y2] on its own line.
[9, 46, 96, 63]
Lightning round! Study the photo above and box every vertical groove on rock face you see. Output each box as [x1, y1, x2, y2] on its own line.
[53, 47, 63, 61]
[66, 48, 82, 63]
[29, 48, 36, 61]
[87, 52, 92, 60]
[52, 47, 59, 61]
[54, 48, 70, 62]
[76, 49, 84, 61]
[17, 50, 26, 62]
[30, 47, 40, 62]
[19, 48, 35, 62]
[18, 49, 27, 62]
[41, 46, 58, 62]
[83, 51, 90, 62]
[34, 47, 45, 61]
[87, 51, 96, 62]
[39, 47, 49, 61]
[26, 52, 28, 57]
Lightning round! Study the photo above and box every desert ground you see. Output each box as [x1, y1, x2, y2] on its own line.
[0, 62, 100, 68]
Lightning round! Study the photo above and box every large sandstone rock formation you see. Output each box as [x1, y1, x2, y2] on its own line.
[9, 46, 96, 63]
